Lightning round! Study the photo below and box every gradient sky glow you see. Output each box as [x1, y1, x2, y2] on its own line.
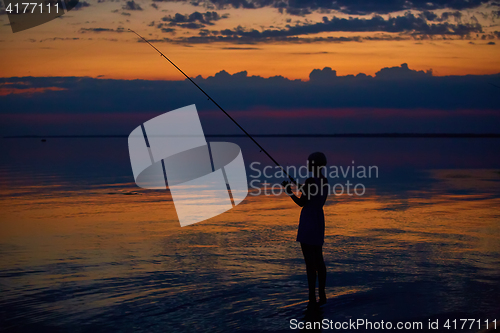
[1, 0, 499, 80]
[1, 0, 500, 136]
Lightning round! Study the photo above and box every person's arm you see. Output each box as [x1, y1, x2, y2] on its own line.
[281, 178, 312, 207]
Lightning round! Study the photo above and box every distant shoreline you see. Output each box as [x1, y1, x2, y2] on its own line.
[3, 134, 500, 139]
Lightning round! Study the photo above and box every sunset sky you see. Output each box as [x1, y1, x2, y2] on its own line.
[1, 0, 500, 136]
[1, 0, 500, 80]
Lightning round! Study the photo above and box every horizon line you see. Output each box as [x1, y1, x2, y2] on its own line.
[2, 71, 500, 81]
[4, 133, 500, 139]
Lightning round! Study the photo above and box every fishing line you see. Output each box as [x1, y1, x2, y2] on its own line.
[129, 29, 298, 185]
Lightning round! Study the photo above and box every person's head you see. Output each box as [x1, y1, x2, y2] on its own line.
[307, 152, 327, 174]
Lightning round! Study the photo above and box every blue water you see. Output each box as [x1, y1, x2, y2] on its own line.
[0, 137, 499, 332]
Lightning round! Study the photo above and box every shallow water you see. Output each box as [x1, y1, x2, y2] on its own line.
[0, 138, 499, 332]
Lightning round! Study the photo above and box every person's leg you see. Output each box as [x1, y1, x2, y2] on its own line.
[315, 246, 327, 304]
[300, 243, 317, 303]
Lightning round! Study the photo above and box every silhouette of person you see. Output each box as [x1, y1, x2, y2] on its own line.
[282, 152, 329, 307]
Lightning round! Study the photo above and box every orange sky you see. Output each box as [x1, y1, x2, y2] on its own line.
[1, 2, 499, 80]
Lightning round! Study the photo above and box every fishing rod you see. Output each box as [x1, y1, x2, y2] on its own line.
[129, 29, 299, 186]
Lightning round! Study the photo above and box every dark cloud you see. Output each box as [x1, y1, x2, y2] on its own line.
[81, 28, 115, 32]
[307, 63, 433, 82]
[160, 11, 228, 29]
[151, 3, 159, 9]
[177, 13, 481, 44]
[122, 0, 142, 10]
[420, 11, 439, 21]
[278, 7, 311, 16]
[80, 27, 125, 33]
[440, 11, 463, 22]
[181, 22, 205, 29]
[39, 37, 81, 42]
[309, 67, 337, 82]
[158, 33, 409, 44]
[1, 64, 498, 112]
[72, 1, 90, 10]
[487, 41, 496, 44]
[206, 0, 494, 15]
[169, 34, 361, 44]
[480, 32, 498, 39]
[255, 13, 481, 36]
[375, 63, 432, 79]
[420, 10, 462, 22]
[208, 0, 256, 9]
[1, 66, 499, 136]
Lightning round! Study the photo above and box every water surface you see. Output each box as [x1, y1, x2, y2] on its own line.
[0, 137, 499, 332]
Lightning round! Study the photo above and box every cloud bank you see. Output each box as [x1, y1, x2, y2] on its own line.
[201, 0, 495, 15]
[1, 64, 499, 135]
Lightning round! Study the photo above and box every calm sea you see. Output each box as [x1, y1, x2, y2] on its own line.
[0, 137, 499, 332]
